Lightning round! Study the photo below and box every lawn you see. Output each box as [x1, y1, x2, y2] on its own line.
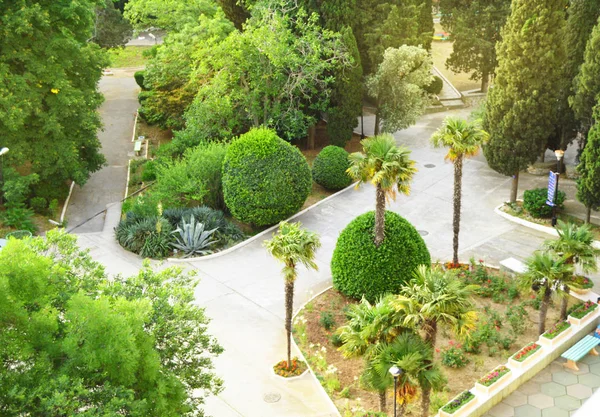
[107, 46, 153, 68]
[293, 263, 573, 416]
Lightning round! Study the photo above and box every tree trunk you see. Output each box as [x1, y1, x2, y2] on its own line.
[540, 149, 546, 163]
[307, 125, 316, 150]
[374, 111, 381, 136]
[421, 386, 431, 417]
[374, 184, 386, 247]
[560, 286, 570, 321]
[452, 156, 463, 265]
[538, 287, 552, 335]
[481, 71, 489, 93]
[586, 206, 592, 224]
[284, 279, 295, 367]
[398, 403, 406, 417]
[378, 390, 386, 412]
[421, 319, 437, 417]
[510, 172, 519, 203]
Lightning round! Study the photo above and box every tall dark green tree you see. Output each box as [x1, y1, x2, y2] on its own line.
[92, 0, 133, 48]
[0, 0, 108, 190]
[442, 0, 510, 92]
[483, 0, 567, 203]
[416, 0, 434, 50]
[577, 105, 600, 222]
[298, 0, 357, 30]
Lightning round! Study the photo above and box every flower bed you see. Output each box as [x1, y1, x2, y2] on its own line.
[568, 301, 598, 326]
[474, 366, 512, 396]
[273, 357, 308, 378]
[440, 391, 476, 416]
[509, 343, 542, 369]
[539, 321, 572, 347]
[569, 275, 594, 294]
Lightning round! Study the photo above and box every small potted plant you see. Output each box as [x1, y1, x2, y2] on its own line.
[568, 275, 594, 295]
[474, 365, 512, 395]
[439, 390, 477, 417]
[539, 321, 572, 348]
[568, 301, 599, 326]
[509, 342, 543, 369]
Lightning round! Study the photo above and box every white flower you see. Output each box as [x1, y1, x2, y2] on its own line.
[353, 376, 358, 381]
[309, 343, 315, 349]
[321, 346, 327, 353]
[356, 398, 361, 402]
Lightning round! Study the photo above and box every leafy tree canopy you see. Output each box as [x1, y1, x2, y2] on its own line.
[0, 230, 223, 416]
[124, 0, 217, 30]
[92, 0, 133, 48]
[577, 105, 600, 212]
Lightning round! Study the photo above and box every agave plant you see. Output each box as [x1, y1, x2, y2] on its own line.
[172, 215, 219, 257]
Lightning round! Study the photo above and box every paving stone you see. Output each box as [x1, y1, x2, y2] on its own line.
[553, 372, 578, 386]
[541, 382, 567, 397]
[541, 407, 569, 417]
[554, 395, 581, 411]
[528, 393, 554, 409]
[514, 404, 542, 417]
[579, 354, 600, 365]
[567, 362, 589, 375]
[533, 370, 553, 383]
[489, 402, 515, 417]
[578, 373, 600, 388]
[566, 383, 593, 399]
[589, 363, 600, 376]
[518, 380, 542, 395]
[503, 391, 528, 407]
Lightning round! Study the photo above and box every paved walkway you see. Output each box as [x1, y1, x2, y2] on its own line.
[65, 70, 139, 232]
[73, 99, 600, 415]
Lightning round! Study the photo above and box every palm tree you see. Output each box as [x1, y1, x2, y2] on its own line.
[264, 221, 321, 368]
[336, 295, 407, 411]
[390, 265, 477, 417]
[519, 251, 574, 334]
[347, 134, 417, 246]
[544, 221, 599, 319]
[362, 333, 447, 417]
[430, 117, 489, 264]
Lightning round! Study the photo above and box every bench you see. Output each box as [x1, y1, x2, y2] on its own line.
[499, 257, 527, 275]
[561, 335, 600, 371]
[134, 140, 143, 156]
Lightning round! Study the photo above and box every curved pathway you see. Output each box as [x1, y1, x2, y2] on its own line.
[74, 96, 598, 416]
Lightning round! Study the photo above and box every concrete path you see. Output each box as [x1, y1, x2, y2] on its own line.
[74, 102, 600, 416]
[65, 69, 139, 232]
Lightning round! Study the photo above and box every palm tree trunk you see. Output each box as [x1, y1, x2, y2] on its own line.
[374, 184, 386, 247]
[538, 287, 552, 335]
[510, 171, 519, 203]
[421, 319, 437, 417]
[421, 386, 431, 417]
[378, 390, 386, 412]
[481, 71, 489, 93]
[398, 403, 406, 416]
[374, 111, 381, 135]
[285, 279, 295, 367]
[586, 206, 591, 224]
[560, 287, 570, 321]
[452, 156, 463, 265]
[424, 319, 438, 347]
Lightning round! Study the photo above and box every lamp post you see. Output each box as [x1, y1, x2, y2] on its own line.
[0, 147, 8, 206]
[552, 149, 565, 227]
[389, 365, 403, 417]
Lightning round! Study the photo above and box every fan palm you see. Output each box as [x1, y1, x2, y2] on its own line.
[362, 333, 447, 416]
[336, 295, 407, 411]
[430, 117, 489, 264]
[544, 221, 599, 319]
[390, 265, 477, 417]
[264, 222, 321, 368]
[347, 134, 417, 246]
[519, 251, 574, 334]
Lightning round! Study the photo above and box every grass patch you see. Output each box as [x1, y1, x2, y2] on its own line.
[107, 46, 152, 68]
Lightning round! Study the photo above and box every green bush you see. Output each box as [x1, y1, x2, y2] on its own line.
[141, 160, 157, 182]
[331, 211, 431, 301]
[134, 70, 146, 90]
[441, 343, 469, 368]
[222, 128, 312, 226]
[523, 188, 566, 218]
[425, 76, 444, 95]
[31, 178, 69, 203]
[312, 146, 352, 190]
[1, 206, 37, 233]
[319, 311, 336, 330]
[29, 197, 48, 214]
[163, 206, 244, 244]
[115, 215, 173, 258]
[2, 169, 39, 207]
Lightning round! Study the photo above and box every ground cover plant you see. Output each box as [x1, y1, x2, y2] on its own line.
[542, 321, 571, 339]
[440, 391, 475, 414]
[477, 366, 510, 387]
[511, 342, 541, 362]
[568, 300, 598, 319]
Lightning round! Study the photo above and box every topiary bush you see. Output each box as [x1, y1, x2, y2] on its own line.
[134, 70, 146, 90]
[222, 128, 312, 226]
[331, 211, 430, 302]
[312, 145, 352, 190]
[523, 188, 566, 218]
[425, 75, 444, 95]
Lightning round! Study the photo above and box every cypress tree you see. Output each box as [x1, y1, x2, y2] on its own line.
[217, 0, 251, 30]
[483, 0, 567, 203]
[577, 105, 600, 223]
[416, 0, 434, 51]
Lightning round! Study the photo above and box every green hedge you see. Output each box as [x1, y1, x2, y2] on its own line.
[312, 146, 352, 190]
[523, 188, 566, 218]
[331, 211, 430, 302]
[425, 76, 444, 95]
[222, 128, 312, 226]
[134, 70, 146, 90]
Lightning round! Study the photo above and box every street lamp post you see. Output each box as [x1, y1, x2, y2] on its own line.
[0, 147, 9, 206]
[389, 365, 403, 417]
[552, 149, 565, 227]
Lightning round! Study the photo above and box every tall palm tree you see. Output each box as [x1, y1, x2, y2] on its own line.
[264, 221, 321, 368]
[347, 134, 417, 246]
[519, 251, 574, 334]
[544, 221, 599, 319]
[390, 265, 477, 417]
[430, 117, 489, 264]
[363, 333, 447, 417]
[336, 295, 407, 411]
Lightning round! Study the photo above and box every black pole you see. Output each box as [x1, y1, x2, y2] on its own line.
[552, 156, 561, 227]
[361, 109, 365, 139]
[393, 375, 398, 417]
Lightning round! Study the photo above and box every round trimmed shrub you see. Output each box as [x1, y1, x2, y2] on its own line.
[134, 70, 146, 90]
[312, 146, 352, 190]
[222, 128, 312, 226]
[332, 211, 430, 302]
[425, 76, 444, 95]
[523, 188, 566, 218]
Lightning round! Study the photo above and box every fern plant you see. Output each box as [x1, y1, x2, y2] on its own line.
[172, 216, 219, 257]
